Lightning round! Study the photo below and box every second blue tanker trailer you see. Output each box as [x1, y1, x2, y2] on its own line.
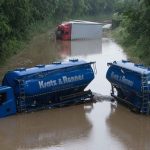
[0, 59, 96, 118]
[106, 60, 150, 114]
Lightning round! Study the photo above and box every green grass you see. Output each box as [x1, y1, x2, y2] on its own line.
[0, 17, 58, 66]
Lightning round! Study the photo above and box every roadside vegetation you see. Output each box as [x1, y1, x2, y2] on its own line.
[112, 0, 150, 65]
[0, 0, 115, 65]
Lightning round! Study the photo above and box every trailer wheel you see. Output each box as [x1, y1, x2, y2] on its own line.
[56, 30, 62, 39]
[131, 107, 140, 114]
[0, 93, 7, 105]
[116, 87, 125, 99]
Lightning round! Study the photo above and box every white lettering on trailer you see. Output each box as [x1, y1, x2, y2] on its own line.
[39, 80, 57, 89]
[111, 72, 133, 87]
[63, 75, 84, 83]
[39, 75, 84, 89]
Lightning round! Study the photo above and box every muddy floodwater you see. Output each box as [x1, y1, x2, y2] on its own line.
[0, 32, 150, 150]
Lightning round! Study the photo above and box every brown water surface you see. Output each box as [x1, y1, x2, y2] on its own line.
[0, 31, 150, 150]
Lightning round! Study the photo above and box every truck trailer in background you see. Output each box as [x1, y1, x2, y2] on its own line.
[56, 20, 102, 40]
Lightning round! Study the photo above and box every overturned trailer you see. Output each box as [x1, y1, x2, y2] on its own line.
[106, 60, 150, 114]
[0, 59, 96, 118]
[56, 20, 102, 40]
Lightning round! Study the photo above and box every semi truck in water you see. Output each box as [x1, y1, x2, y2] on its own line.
[106, 60, 150, 114]
[55, 20, 102, 40]
[0, 59, 96, 118]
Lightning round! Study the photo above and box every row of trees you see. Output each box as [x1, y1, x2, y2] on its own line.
[0, 0, 116, 62]
[2, 0, 149, 64]
[113, 0, 150, 64]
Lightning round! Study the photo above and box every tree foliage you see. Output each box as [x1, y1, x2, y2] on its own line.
[114, 0, 150, 64]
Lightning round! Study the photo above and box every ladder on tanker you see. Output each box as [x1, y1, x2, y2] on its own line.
[141, 74, 150, 114]
[18, 80, 27, 112]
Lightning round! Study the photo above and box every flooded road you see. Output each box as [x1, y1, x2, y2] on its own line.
[0, 32, 150, 150]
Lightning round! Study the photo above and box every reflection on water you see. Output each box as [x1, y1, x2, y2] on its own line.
[58, 39, 102, 59]
[0, 31, 149, 150]
[107, 104, 150, 150]
[0, 104, 93, 150]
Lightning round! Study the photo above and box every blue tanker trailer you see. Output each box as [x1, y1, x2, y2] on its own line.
[0, 59, 96, 118]
[106, 60, 150, 114]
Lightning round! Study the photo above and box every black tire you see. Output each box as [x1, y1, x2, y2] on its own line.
[55, 30, 62, 39]
[116, 87, 125, 99]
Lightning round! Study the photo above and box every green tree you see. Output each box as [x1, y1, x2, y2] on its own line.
[1, 0, 31, 38]
[114, 0, 150, 64]
[54, 0, 73, 20]
[72, 0, 88, 16]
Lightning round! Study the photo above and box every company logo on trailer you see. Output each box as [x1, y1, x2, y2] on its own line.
[39, 75, 84, 89]
[111, 72, 133, 87]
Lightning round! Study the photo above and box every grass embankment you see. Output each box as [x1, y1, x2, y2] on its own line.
[0, 18, 58, 66]
[112, 27, 150, 66]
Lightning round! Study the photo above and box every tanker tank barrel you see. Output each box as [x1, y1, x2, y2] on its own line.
[0, 59, 95, 118]
[106, 60, 150, 114]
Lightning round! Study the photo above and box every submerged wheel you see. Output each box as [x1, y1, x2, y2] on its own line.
[116, 87, 125, 99]
[55, 30, 62, 39]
